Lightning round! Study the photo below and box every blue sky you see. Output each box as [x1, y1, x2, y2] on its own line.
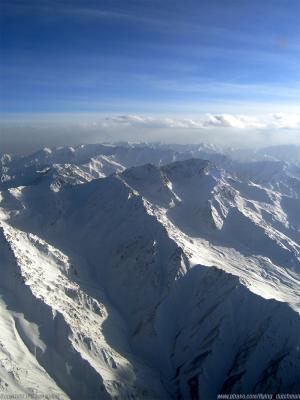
[1, 0, 300, 118]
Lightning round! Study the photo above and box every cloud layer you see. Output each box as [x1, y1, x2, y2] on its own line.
[89, 113, 300, 130]
[1, 113, 299, 155]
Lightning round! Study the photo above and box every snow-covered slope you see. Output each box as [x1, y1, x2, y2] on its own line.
[0, 143, 299, 399]
[258, 144, 300, 164]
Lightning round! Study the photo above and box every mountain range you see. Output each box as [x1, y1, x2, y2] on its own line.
[0, 143, 299, 399]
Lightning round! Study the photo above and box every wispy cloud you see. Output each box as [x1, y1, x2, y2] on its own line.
[146, 78, 300, 100]
[89, 113, 300, 131]
[3, 1, 299, 50]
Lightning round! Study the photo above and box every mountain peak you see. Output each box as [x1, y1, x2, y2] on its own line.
[161, 158, 211, 179]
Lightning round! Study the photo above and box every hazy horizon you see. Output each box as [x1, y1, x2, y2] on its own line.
[1, 111, 300, 154]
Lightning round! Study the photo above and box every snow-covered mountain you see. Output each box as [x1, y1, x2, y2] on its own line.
[224, 144, 300, 165]
[0, 143, 299, 399]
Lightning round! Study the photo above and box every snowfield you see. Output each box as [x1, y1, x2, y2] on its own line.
[0, 143, 299, 399]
